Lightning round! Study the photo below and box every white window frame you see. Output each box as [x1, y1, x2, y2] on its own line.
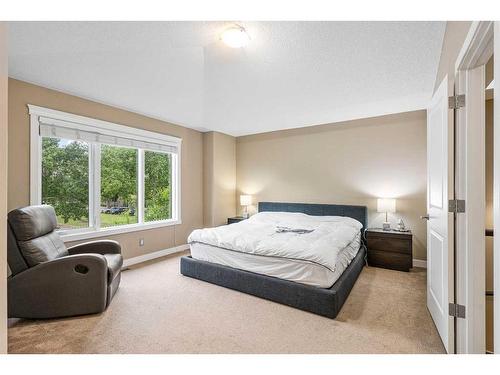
[29, 104, 182, 242]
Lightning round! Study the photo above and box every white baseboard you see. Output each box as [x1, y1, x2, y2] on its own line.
[122, 244, 189, 268]
[412, 259, 427, 269]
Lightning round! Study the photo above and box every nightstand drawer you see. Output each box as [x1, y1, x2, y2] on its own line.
[227, 217, 245, 225]
[368, 249, 412, 272]
[366, 236, 411, 255]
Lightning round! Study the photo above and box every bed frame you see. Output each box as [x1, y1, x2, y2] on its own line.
[180, 202, 368, 319]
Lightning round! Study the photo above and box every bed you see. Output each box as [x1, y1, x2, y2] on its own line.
[180, 202, 367, 318]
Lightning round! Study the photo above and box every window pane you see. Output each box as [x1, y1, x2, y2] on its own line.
[41, 137, 89, 230]
[145, 151, 172, 222]
[100, 145, 138, 227]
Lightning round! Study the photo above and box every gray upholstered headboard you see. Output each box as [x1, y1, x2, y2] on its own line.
[258, 202, 368, 232]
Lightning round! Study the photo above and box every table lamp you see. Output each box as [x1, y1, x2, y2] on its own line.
[377, 198, 396, 231]
[240, 195, 252, 218]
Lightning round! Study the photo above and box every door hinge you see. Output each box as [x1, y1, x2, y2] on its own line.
[449, 303, 466, 319]
[448, 199, 465, 213]
[448, 94, 465, 109]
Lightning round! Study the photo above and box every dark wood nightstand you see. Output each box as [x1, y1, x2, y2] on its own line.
[365, 228, 413, 272]
[227, 216, 246, 225]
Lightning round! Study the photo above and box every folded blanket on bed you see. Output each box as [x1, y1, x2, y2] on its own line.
[275, 226, 315, 234]
[188, 211, 362, 272]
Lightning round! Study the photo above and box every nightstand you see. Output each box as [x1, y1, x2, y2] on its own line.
[365, 228, 413, 272]
[227, 216, 246, 225]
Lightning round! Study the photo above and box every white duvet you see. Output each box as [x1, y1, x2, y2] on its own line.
[188, 212, 363, 272]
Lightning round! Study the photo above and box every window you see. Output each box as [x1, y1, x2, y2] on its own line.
[144, 151, 172, 222]
[42, 138, 90, 230]
[100, 145, 138, 228]
[30, 105, 181, 241]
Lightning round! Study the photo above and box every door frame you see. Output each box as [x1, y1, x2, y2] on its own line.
[454, 20, 493, 354]
[495, 22, 500, 356]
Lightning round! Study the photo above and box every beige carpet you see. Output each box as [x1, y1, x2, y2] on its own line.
[8, 252, 445, 354]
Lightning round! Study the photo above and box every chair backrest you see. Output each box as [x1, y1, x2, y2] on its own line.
[7, 205, 68, 274]
[7, 222, 28, 276]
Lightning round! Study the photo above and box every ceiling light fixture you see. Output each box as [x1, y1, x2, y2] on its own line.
[221, 25, 250, 48]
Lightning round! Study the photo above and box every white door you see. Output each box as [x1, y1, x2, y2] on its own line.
[426, 75, 455, 353]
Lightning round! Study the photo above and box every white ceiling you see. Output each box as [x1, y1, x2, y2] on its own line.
[8, 21, 445, 136]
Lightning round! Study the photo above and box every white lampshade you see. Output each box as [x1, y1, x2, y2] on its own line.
[240, 195, 252, 206]
[377, 198, 396, 213]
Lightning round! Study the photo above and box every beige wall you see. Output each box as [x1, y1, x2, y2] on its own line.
[0, 23, 8, 354]
[433, 21, 472, 93]
[486, 55, 494, 89]
[203, 131, 236, 227]
[203, 132, 215, 226]
[8, 79, 203, 260]
[236, 110, 428, 260]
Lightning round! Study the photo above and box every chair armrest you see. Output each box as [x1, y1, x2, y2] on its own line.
[8, 254, 108, 319]
[67, 240, 122, 255]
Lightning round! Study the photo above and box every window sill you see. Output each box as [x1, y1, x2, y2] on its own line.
[59, 219, 182, 243]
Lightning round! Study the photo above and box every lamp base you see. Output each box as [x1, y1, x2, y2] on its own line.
[382, 222, 391, 231]
[242, 212, 249, 219]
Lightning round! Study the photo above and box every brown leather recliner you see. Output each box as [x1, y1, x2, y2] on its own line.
[7, 205, 122, 319]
